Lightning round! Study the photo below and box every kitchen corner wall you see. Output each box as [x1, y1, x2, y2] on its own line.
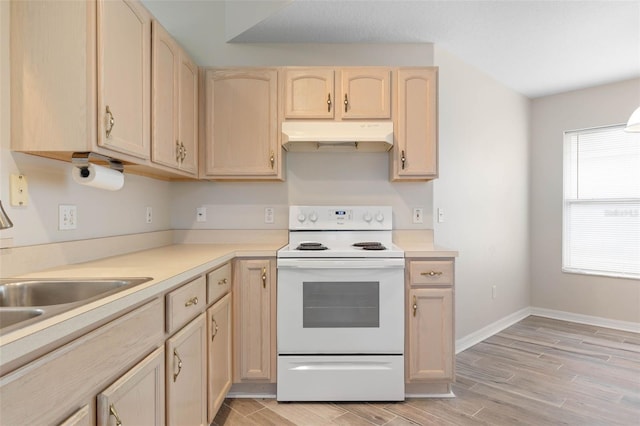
[433, 47, 531, 338]
[0, 1, 171, 248]
[531, 78, 640, 323]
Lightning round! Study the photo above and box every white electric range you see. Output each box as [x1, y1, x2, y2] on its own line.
[276, 206, 405, 402]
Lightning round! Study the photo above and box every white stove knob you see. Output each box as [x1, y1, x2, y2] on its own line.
[363, 212, 373, 223]
[309, 212, 318, 222]
[375, 212, 385, 222]
[297, 213, 306, 223]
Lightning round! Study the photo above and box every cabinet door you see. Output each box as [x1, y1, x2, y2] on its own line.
[178, 50, 199, 174]
[207, 293, 232, 423]
[97, 347, 165, 426]
[392, 68, 438, 180]
[151, 21, 179, 169]
[340, 68, 391, 119]
[97, 0, 151, 159]
[204, 69, 280, 179]
[233, 259, 276, 382]
[284, 68, 335, 118]
[166, 314, 207, 426]
[407, 287, 453, 381]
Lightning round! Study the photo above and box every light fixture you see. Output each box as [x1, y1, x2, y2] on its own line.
[0, 200, 13, 229]
[625, 106, 640, 132]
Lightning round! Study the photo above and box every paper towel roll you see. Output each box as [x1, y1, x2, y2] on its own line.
[72, 164, 124, 191]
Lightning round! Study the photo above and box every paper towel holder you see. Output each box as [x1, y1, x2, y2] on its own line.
[72, 152, 124, 175]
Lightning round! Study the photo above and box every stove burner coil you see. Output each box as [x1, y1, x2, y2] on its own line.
[353, 242, 387, 250]
[296, 242, 329, 251]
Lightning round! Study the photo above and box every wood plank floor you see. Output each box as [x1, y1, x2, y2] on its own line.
[213, 315, 640, 425]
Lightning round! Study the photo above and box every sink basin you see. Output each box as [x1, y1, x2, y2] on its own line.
[0, 277, 152, 334]
[0, 278, 150, 307]
[0, 308, 44, 328]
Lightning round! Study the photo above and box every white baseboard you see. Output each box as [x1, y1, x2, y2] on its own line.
[455, 306, 640, 353]
[455, 307, 532, 354]
[529, 307, 640, 333]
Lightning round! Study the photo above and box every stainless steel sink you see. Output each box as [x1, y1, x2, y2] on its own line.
[0, 308, 44, 328]
[0, 277, 152, 334]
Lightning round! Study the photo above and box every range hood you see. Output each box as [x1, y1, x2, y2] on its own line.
[282, 121, 394, 152]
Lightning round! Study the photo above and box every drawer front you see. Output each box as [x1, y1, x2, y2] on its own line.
[207, 263, 231, 304]
[166, 276, 206, 334]
[409, 260, 454, 286]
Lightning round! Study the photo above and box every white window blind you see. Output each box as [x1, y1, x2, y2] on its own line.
[563, 125, 640, 279]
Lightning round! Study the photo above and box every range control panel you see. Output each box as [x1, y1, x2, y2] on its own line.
[288, 205, 392, 230]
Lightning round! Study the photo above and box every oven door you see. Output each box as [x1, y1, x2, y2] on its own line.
[277, 258, 405, 354]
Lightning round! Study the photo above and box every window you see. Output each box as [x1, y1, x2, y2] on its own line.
[563, 125, 640, 279]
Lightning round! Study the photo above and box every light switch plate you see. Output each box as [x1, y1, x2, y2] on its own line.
[196, 207, 207, 223]
[264, 207, 275, 224]
[10, 174, 28, 206]
[412, 208, 424, 224]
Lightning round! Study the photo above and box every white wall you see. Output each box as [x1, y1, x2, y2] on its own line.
[530, 78, 640, 323]
[0, 2, 172, 247]
[433, 47, 531, 338]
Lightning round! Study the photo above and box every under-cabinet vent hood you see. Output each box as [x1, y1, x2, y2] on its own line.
[282, 121, 394, 152]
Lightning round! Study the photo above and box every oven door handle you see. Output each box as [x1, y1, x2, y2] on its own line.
[277, 258, 405, 269]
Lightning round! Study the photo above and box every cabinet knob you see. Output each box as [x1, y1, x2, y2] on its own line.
[327, 93, 332, 112]
[344, 93, 349, 113]
[412, 295, 417, 317]
[175, 141, 181, 162]
[218, 278, 228, 285]
[181, 143, 187, 161]
[184, 296, 198, 307]
[270, 150, 275, 169]
[262, 267, 267, 288]
[401, 150, 406, 170]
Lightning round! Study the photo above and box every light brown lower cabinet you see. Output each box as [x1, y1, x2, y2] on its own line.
[233, 258, 276, 383]
[405, 259, 455, 389]
[97, 347, 165, 426]
[207, 292, 232, 423]
[166, 313, 207, 426]
[0, 298, 163, 426]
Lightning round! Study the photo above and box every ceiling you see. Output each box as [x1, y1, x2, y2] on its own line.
[143, 0, 640, 99]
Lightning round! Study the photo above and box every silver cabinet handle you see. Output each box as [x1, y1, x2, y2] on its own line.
[412, 295, 417, 317]
[344, 93, 349, 112]
[421, 270, 443, 277]
[173, 349, 183, 382]
[327, 93, 332, 112]
[105, 105, 115, 138]
[211, 317, 219, 341]
[401, 150, 406, 170]
[262, 267, 267, 288]
[109, 403, 123, 426]
[218, 278, 228, 286]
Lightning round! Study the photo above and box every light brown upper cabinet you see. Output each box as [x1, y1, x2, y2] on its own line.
[11, 0, 151, 163]
[152, 21, 198, 176]
[202, 69, 282, 180]
[391, 67, 439, 181]
[283, 67, 391, 120]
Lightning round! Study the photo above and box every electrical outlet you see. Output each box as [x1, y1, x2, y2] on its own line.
[412, 208, 424, 224]
[264, 207, 275, 224]
[196, 207, 207, 223]
[146, 206, 153, 224]
[437, 208, 445, 223]
[59, 205, 77, 230]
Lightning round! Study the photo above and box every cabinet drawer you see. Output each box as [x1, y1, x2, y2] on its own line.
[166, 276, 206, 334]
[207, 263, 231, 304]
[409, 261, 454, 286]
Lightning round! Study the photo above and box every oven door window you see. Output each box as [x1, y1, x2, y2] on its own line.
[303, 281, 379, 328]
